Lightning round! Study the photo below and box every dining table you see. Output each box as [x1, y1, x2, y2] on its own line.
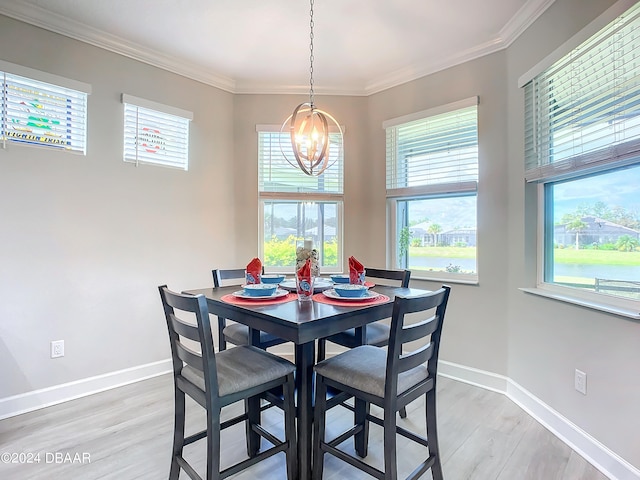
[184, 281, 430, 480]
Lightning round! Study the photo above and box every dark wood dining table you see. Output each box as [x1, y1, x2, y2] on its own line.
[184, 283, 429, 480]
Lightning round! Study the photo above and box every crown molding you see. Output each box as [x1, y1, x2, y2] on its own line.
[363, 0, 556, 95]
[0, 1, 237, 93]
[499, 0, 557, 47]
[0, 0, 555, 96]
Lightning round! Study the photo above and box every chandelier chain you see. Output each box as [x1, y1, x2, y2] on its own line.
[309, 0, 315, 106]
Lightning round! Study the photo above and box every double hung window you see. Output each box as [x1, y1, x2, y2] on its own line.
[257, 126, 343, 273]
[1, 61, 89, 154]
[522, 1, 640, 307]
[122, 94, 192, 170]
[385, 98, 478, 282]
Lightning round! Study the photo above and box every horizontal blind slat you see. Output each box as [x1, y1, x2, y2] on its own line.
[525, 2, 640, 182]
[385, 105, 478, 193]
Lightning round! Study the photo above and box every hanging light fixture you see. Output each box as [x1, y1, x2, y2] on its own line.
[280, 0, 343, 176]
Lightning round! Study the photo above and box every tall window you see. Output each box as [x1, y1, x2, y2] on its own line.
[258, 126, 343, 273]
[385, 98, 478, 282]
[0, 61, 89, 154]
[122, 94, 192, 170]
[522, 2, 640, 305]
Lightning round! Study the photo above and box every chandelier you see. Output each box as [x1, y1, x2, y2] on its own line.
[280, 0, 343, 176]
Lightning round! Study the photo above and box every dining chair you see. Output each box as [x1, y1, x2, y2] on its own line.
[316, 267, 411, 361]
[159, 285, 297, 480]
[312, 285, 451, 480]
[317, 267, 411, 418]
[212, 268, 288, 351]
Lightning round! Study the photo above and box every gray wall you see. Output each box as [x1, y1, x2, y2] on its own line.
[0, 16, 237, 396]
[505, 0, 639, 467]
[0, 0, 638, 471]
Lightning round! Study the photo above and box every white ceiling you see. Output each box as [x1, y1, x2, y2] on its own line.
[0, 0, 555, 95]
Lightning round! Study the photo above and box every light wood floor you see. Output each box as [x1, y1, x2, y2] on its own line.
[0, 374, 607, 480]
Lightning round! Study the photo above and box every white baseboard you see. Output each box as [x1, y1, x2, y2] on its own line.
[439, 360, 640, 480]
[0, 359, 172, 421]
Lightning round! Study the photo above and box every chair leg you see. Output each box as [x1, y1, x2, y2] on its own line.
[245, 395, 261, 457]
[426, 389, 443, 480]
[317, 338, 327, 362]
[217, 316, 227, 351]
[399, 406, 407, 419]
[283, 374, 298, 480]
[205, 408, 222, 480]
[169, 387, 186, 480]
[354, 397, 370, 458]
[383, 405, 398, 480]
[312, 374, 328, 480]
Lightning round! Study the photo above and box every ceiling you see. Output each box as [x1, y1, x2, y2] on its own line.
[0, 0, 555, 95]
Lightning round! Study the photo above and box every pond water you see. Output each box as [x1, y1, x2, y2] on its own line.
[409, 256, 640, 282]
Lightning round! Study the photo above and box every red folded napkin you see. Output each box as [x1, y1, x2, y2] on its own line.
[297, 258, 313, 297]
[245, 258, 262, 284]
[349, 256, 365, 285]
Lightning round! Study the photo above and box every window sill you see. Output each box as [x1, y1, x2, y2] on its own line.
[412, 275, 479, 286]
[519, 287, 640, 320]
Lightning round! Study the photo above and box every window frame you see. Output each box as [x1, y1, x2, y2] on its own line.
[122, 94, 192, 170]
[257, 126, 344, 274]
[0, 60, 90, 154]
[385, 98, 479, 284]
[521, 0, 640, 316]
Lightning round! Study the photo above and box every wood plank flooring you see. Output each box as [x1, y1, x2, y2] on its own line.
[0, 374, 607, 479]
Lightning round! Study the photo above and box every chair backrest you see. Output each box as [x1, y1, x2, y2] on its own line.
[212, 267, 265, 287]
[364, 267, 411, 287]
[159, 285, 219, 399]
[385, 286, 451, 398]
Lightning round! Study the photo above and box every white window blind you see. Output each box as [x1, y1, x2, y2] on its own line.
[385, 98, 478, 198]
[1, 71, 88, 153]
[258, 130, 343, 195]
[524, 2, 640, 182]
[122, 94, 192, 170]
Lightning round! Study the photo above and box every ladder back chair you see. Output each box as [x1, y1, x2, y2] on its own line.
[312, 285, 451, 480]
[316, 267, 411, 361]
[159, 285, 297, 480]
[317, 267, 411, 418]
[212, 268, 288, 350]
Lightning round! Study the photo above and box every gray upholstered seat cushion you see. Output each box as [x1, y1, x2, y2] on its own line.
[181, 345, 295, 397]
[223, 323, 283, 346]
[327, 322, 391, 347]
[314, 345, 428, 398]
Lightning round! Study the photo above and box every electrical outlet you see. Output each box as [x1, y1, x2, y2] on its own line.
[575, 369, 587, 395]
[51, 340, 64, 358]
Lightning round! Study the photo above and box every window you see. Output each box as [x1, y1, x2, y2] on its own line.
[0, 61, 89, 153]
[523, 2, 640, 306]
[122, 94, 192, 170]
[385, 98, 478, 282]
[258, 126, 343, 273]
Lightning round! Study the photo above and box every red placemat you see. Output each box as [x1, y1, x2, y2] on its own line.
[221, 292, 298, 306]
[312, 292, 390, 307]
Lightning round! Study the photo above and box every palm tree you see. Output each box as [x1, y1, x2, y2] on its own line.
[427, 223, 442, 247]
[566, 218, 587, 250]
[616, 235, 639, 252]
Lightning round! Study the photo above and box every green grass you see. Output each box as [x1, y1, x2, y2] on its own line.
[554, 248, 640, 265]
[408, 246, 640, 266]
